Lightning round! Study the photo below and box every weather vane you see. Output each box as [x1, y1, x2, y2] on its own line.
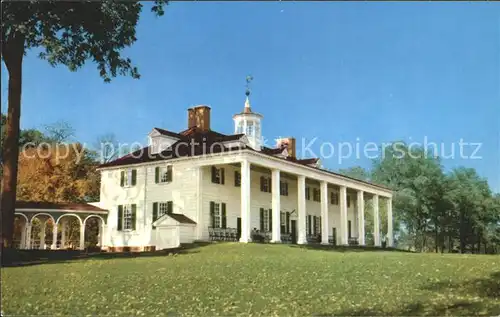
[245, 75, 253, 97]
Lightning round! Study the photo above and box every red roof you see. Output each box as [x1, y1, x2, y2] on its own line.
[98, 127, 389, 190]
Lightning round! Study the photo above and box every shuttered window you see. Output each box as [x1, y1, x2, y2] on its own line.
[234, 171, 241, 187]
[152, 201, 173, 224]
[120, 169, 137, 187]
[259, 208, 271, 232]
[313, 188, 321, 202]
[330, 191, 339, 205]
[305, 187, 311, 200]
[210, 201, 227, 228]
[211, 166, 225, 185]
[155, 166, 173, 183]
[260, 176, 271, 193]
[280, 181, 289, 196]
[117, 204, 136, 231]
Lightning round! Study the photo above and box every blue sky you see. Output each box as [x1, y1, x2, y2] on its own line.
[2, 2, 499, 192]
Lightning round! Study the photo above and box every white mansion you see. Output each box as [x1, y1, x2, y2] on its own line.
[13, 97, 393, 251]
[91, 96, 394, 251]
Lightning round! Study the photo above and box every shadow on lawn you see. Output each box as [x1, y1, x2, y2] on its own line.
[322, 271, 500, 316]
[288, 244, 414, 253]
[1, 242, 211, 268]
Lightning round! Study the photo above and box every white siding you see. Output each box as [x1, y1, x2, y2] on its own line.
[100, 161, 360, 248]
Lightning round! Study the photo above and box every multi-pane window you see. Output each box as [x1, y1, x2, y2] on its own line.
[123, 205, 132, 230]
[152, 201, 173, 224]
[260, 176, 271, 193]
[210, 201, 227, 228]
[155, 166, 172, 183]
[261, 209, 271, 232]
[315, 216, 321, 235]
[313, 188, 321, 202]
[305, 187, 311, 200]
[120, 169, 137, 187]
[211, 166, 225, 184]
[234, 171, 241, 187]
[158, 202, 172, 217]
[214, 203, 221, 228]
[280, 181, 289, 196]
[330, 191, 339, 205]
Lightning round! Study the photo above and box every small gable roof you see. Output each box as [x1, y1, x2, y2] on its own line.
[153, 213, 197, 226]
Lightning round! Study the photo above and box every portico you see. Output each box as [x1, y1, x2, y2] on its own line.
[237, 156, 392, 246]
[199, 151, 393, 247]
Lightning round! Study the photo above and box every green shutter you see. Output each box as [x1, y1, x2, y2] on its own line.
[167, 166, 172, 182]
[260, 176, 264, 191]
[308, 215, 312, 235]
[131, 169, 137, 186]
[221, 203, 227, 229]
[269, 209, 273, 231]
[268, 177, 272, 193]
[211, 166, 217, 183]
[210, 201, 215, 227]
[131, 204, 137, 230]
[153, 202, 158, 223]
[155, 167, 160, 183]
[120, 171, 125, 187]
[220, 168, 225, 185]
[260, 208, 264, 231]
[167, 201, 173, 214]
[117, 205, 123, 231]
[348, 220, 352, 239]
[313, 216, 317, 235]
[286, 212, 290, 234]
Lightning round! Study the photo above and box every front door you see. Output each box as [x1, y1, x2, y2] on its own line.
[237, 217, 242, 239]
[291, 220, 297, 244]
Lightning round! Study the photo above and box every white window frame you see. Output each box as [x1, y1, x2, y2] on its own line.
[213, 167, 223, 184]
[123, 169, 133, 187]
[158, 202, 171, 217]
[214, 202, 222, 228]
[123, 204, 133, 230]
[280, 181, 289, 196]
[159, 166, 172, 183]
[263, 209, 270, 232]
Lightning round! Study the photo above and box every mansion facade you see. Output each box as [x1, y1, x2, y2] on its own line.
[94, 97, 393, 251]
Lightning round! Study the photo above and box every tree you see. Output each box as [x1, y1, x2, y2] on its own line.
[338, 166, 371, 182]
[1, 0, 166, 247]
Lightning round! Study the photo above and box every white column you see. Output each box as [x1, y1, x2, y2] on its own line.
[239, 160, 251, 243]
[373, 195, 381, 246]
[101, 224, 108, 248]
[25, 223, 32, 249]
[271, 169, 281, 243]
[320, 181, 329, 245]
[40, 221, 46, 250]
[387, 198, 393, 247]
[357, 190, 365, 245]
[20, 222, 27, 249]
[339, 186, 348, 245]
[61, 220, 67, 249]
[79, 222, 85, 250]
[297, 175, 307, 244]
[51, 222, 58, 249]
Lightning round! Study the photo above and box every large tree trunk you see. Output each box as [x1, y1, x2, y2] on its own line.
[1, 33, 25, 248]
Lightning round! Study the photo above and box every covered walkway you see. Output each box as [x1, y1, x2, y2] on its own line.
[14, 201, 108, 250]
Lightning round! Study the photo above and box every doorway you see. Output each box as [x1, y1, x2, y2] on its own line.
[237, 217, 241, 239]
[291, 220, 297, 244]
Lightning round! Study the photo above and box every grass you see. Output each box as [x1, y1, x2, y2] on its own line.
[2, 243, 499, 316]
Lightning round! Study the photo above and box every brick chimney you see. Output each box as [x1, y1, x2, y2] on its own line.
[276, 137, 296, 158]
[188, 105, 211, 131]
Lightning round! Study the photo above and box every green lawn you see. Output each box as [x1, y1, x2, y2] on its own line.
[2, 243, 499, 316]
